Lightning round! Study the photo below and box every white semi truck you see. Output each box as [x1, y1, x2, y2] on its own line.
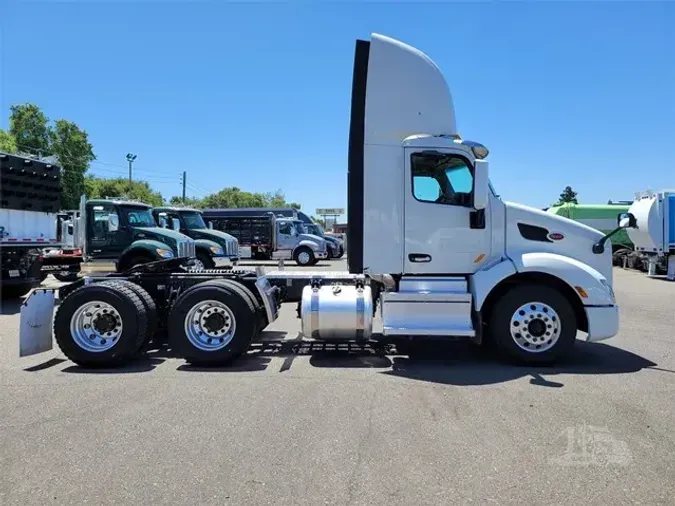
[625, 190, 675, 279]
[19, 33, 627, 367]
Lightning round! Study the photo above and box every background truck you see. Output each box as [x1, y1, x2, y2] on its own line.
[203, 210, 328, 265]
[546, 202, 634, 265]
[151, 206, 239, 268]
[1, 152, 81, 297]
[625, 190, 675, 279]
[304, 222, 344, 258]
[20, 33, 625, 369]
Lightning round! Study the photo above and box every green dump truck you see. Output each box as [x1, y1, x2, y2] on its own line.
[546, 202, 633, 264]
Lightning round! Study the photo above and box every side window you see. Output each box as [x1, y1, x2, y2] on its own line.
[411, 153, 474, 206]
[278, 223, 292, 235]
[90, 205, 116, 241]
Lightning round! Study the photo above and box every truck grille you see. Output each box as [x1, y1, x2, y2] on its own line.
[226, 237, 239, 257]
[176, 238, 196, 259]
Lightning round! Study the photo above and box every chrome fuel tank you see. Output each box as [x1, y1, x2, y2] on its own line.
[300, 284, 373, 341]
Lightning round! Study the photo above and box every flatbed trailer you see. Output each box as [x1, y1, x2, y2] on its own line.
[20, 33, 625, 367]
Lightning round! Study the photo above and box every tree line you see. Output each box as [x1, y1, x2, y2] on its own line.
[0, 103, 300, 210]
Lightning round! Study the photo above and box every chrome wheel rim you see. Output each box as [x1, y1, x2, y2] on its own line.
[510, 301, 561, 353]
[69, 301, 123, 352]
[298, 251, 311, 265]
[192, 259, 205, 270]
[184, 300, 236, 351]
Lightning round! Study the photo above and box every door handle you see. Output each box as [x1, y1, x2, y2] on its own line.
[408, 253, 431, 263]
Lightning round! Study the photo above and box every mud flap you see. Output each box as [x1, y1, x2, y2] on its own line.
[20, 289, 56, 356]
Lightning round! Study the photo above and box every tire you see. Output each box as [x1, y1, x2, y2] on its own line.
[488, 284, 577, 365]
[54, 271, 79, 282]
[294, 246, 315, 267]
[168, 281, 256, 366]
[54, 282, 148, 367]
[195, 250, 215, 270]
[98, 280, 158, 347]
[209, 279, 265, 338]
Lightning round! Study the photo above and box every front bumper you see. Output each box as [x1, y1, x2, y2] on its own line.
[315, 251, 328, 260]
[585, 305, 619, 342]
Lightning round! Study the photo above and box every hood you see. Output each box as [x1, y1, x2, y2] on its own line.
[134, 227, 192, 250]
[300, 233, 327, 248]
[504, 202, 613, 283]
[188, 228, 237, 245]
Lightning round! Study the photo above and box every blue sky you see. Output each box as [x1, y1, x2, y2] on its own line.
[2, 1, 674, 217]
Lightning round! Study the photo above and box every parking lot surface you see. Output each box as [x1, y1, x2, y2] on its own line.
[1, 261, 674, 505]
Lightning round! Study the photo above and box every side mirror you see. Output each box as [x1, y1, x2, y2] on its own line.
[158, 217, 168, 228]
[617, 212, 637, 229]
[473, 159, 489, 210]
[67, 224, 74, 235]
[208, 221, 213, 230]
[171, 218, 181, 231]
[108, 214, 119, 232]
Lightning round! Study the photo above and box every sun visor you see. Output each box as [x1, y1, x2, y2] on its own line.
[365, 33, 457, 146]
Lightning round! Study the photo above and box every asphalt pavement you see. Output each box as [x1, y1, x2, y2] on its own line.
[1, 261, 674, 505]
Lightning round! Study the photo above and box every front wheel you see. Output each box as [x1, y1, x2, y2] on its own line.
[488, 284, 577, 365]
[294, 247, 315, 267]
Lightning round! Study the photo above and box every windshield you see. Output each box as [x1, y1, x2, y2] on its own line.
[306, 223, 324, 236]
[181, 212, 206, 229]
[121, 206, 156, 227]
[293, 221, 306, 234]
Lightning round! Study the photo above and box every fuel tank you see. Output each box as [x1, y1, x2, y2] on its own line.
[300, 284, 373, 341]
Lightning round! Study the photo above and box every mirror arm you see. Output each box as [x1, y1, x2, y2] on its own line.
[592, 226, 624, 254]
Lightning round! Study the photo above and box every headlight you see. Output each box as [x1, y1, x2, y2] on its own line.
[209, 246, 224, 255]
[156, 248, 174, 258]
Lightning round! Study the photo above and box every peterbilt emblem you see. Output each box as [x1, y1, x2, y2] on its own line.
[548, 232, 565, 241]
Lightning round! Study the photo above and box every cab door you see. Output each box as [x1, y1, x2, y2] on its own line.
[276, 221, 296, 252]
[403, 148, 491, 274]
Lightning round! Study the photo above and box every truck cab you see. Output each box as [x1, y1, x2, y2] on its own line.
[304, 222, 344, 258]
[274, 217, 328, 266]
[83, 199, 196, 272]
[152, 206, 240, 269]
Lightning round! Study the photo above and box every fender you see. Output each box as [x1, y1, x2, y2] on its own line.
[295, 239, 321, 252]
[471, 253, 614, 310]
[194, 238, 225, 257]
[118, 239, 173, 270]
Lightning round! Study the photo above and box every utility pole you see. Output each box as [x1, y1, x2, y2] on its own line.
[182, 171, 186, 204]
[126, 153, 137, 184]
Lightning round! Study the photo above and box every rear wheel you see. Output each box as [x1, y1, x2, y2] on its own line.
[98, 280, 158, 347]
[208, 279, 265, 338]
[488, 284, 577, 365]
[54, 282, 148, 367]
[169, 281, 256, 366]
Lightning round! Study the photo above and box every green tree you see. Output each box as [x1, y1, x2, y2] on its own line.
[311, 215, 326, 227]
[169, 195, 203, 207]
[50, 119, 96, 209]
[558, 185, 578, 205]
[0, 129, 17, 152]
[7, 104, 96, 209]
[85, 176, 164, 207]
[9, 103, 51, 155]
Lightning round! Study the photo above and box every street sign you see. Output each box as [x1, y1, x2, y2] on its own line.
[315, 208, 345, 215]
